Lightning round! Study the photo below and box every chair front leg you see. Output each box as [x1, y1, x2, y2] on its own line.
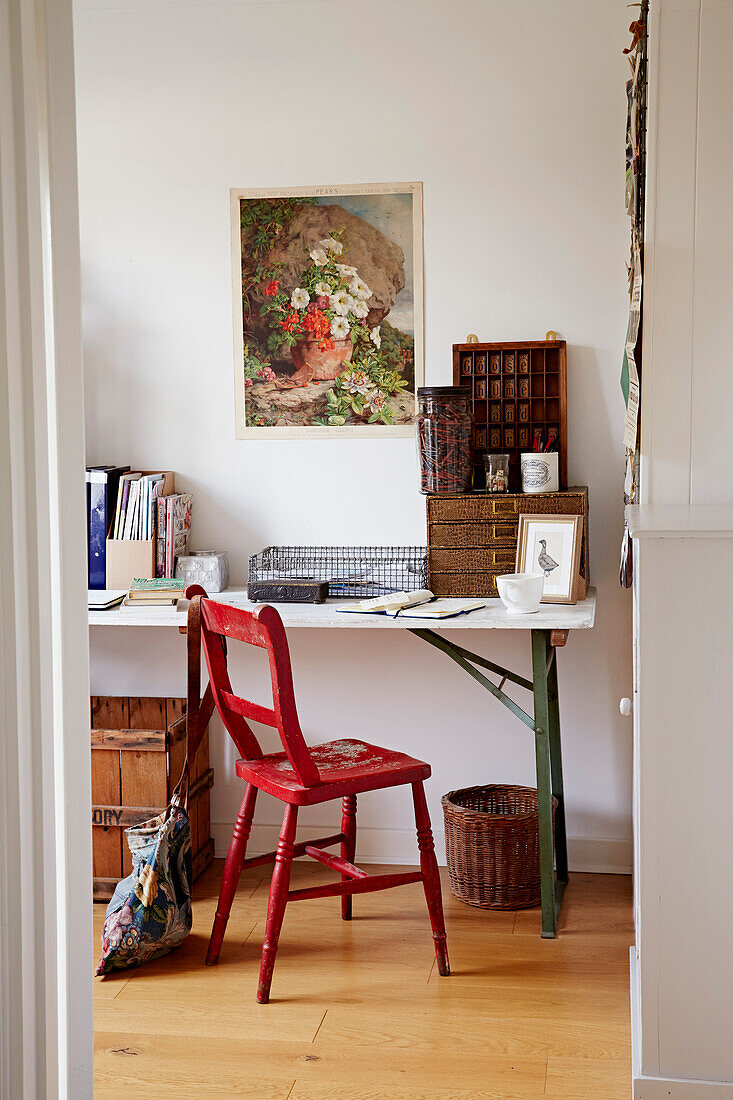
[412, 781, 449, 976]
[257, 801, 298, 1004]
[206, 782, 257, 965]
[340, 794, 357, 920]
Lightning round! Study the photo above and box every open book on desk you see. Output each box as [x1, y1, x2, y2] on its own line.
[335, 589, 486, 620]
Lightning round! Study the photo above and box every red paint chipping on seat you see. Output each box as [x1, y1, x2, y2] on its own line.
[236, 738, 431, 805]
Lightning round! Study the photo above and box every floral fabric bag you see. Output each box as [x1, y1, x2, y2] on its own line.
[95, 591, 214, 976]
[95, 795, 193, 975]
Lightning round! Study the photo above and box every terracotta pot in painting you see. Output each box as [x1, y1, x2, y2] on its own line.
[290, 336, 353, 384]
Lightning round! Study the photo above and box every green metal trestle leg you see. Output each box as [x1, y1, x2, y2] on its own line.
[546, 634, 568, 888]
[410, 626, 569, 938]
[531, 630, 567, 937]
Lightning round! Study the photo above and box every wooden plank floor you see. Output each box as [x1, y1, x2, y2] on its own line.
[94, 860, 633, 1099]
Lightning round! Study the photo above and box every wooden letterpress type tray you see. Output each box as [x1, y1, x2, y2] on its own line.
[453, 340, 567, 491]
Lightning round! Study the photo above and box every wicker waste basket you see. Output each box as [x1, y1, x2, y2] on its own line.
[442, 784, 557, 910]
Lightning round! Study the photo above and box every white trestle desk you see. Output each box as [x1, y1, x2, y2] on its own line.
[90, 588, 597, 937]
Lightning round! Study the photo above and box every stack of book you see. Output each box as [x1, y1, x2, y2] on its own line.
[122, 578, 186, 608]
[86, 465, 130, 588]
[156, 493, 193, 578]
[85, 465, 192, 587]
[112, 472, 167, 540]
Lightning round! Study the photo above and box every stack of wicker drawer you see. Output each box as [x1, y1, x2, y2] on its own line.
[427, 488, 589, 598]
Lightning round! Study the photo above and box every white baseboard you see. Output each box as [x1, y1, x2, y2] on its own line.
[634, 1072, 733, 1097]
[566, 836, 632, 875]
[212, 822, 632, 874]
[630, 949, 733, 1099]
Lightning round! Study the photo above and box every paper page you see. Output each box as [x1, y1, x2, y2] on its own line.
[623, 379, 640, 450]
[335, 589, 434, 614]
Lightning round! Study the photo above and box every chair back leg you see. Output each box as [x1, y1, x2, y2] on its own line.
[412, 781, 450, 976]
[340, 794, 357, 920]
[257, 801, 298, 1004]
[206, 783, 257, 966]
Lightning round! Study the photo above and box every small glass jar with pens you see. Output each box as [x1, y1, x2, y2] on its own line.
[521, 429, 559, 493]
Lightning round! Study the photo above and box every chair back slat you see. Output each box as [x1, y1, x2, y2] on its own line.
[220, 690, 277, 728]
[196, 597, 321, 788]
[201, 598, 271, 648]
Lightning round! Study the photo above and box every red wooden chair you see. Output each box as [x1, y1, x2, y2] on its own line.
[184, 588, 449, 1003]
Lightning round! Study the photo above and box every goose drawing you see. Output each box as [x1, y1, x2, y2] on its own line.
[537, 539, 559, 577]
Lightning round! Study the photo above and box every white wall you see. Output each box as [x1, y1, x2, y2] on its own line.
[630, 2, 733, 1094]
[76, 0, 633, 868]
[642, 0, 733, 506]
[2, 0, 93, 1094]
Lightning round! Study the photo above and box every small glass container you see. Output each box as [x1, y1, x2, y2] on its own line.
[175, 550, 230, 593]
[484, 453, 510, 493]
[416, 386, 473, 494]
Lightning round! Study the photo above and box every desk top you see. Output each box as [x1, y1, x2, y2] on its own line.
[89, 587, 596, 631]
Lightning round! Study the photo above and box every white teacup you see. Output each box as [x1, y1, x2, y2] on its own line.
[496, 572, 544, 615]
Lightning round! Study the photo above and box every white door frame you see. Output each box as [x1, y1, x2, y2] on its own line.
[0, 0, 93, 1096]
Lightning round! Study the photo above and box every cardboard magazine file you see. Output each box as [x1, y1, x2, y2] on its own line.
[105, 471, 175, 588]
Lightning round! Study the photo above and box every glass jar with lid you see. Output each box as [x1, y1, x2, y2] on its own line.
[416, 386, 473, 494]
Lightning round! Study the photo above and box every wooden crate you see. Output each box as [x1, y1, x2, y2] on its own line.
[453, 340, 567, 491]
[427, 487, 589, 598]
[91, 695, 214, 901]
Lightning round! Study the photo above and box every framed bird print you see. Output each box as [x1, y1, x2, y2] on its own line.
[516, 514, 584, 604]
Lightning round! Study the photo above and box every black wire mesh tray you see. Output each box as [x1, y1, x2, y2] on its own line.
[248, 546, 428, 598]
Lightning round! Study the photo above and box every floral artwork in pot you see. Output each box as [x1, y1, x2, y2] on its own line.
[231, 183, 423, 437]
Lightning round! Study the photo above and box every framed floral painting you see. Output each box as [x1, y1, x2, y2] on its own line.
[231, 182, 424, 437]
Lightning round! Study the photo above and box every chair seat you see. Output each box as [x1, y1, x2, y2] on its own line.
[236, 738, 431, 805]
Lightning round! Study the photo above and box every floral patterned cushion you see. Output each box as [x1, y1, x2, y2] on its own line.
[95, 806, 192, 975]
